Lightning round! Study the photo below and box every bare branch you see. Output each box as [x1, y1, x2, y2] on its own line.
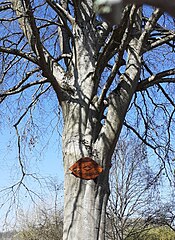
[0, 46, 38, 64]
[148, 34, 175, 51]
[137, 68, 175, 91]
[54, 53, 72, 62]
[94, 5, 132, 85]
[0, 78, 48, 97]
[141, 17, 175, 51]
[0, 2, 12, 11]
[46, 0, 74, 24]
[7, 67, 40, 89]
[14, 125, 26, 177]
[98, 5, 137, 105]
[14, 85, 51, 127]
[124, 121, 156, 150]
[11, 0, 49, 68]
[139, 8, 163, 47]
[157, 83, 175, 107]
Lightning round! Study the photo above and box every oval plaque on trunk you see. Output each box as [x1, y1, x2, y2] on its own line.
[69, 157, 103, 180]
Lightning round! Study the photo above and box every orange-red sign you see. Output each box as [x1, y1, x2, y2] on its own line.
[69, 157, 103, 180]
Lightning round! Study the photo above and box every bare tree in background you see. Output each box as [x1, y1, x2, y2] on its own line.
[0, 1, 175, 239]
[106, 137, 160, 240]
[144, 198, 175, 232]
[14, 181, 63, 240]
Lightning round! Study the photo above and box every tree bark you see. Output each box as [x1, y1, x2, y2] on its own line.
[63, 150, 110, 240]
[61, 86, 111, 239]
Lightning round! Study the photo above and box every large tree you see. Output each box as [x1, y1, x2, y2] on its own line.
[0, 1, 175, 239]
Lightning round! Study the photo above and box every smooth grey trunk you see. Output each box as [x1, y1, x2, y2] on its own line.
[61, 102, 111, 240]
[63, 152, 110, 240]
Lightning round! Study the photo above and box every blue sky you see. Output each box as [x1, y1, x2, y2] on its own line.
[0, 108, 64, 184]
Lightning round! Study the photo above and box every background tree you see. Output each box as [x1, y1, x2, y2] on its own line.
[106, 136, 175, 240]
[14, 201, 63, 240]
[106, 137, 154, 239]
[145, 198, 175, 232]
[13, 179, 63, 240]
[0, 1, 175, 240]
